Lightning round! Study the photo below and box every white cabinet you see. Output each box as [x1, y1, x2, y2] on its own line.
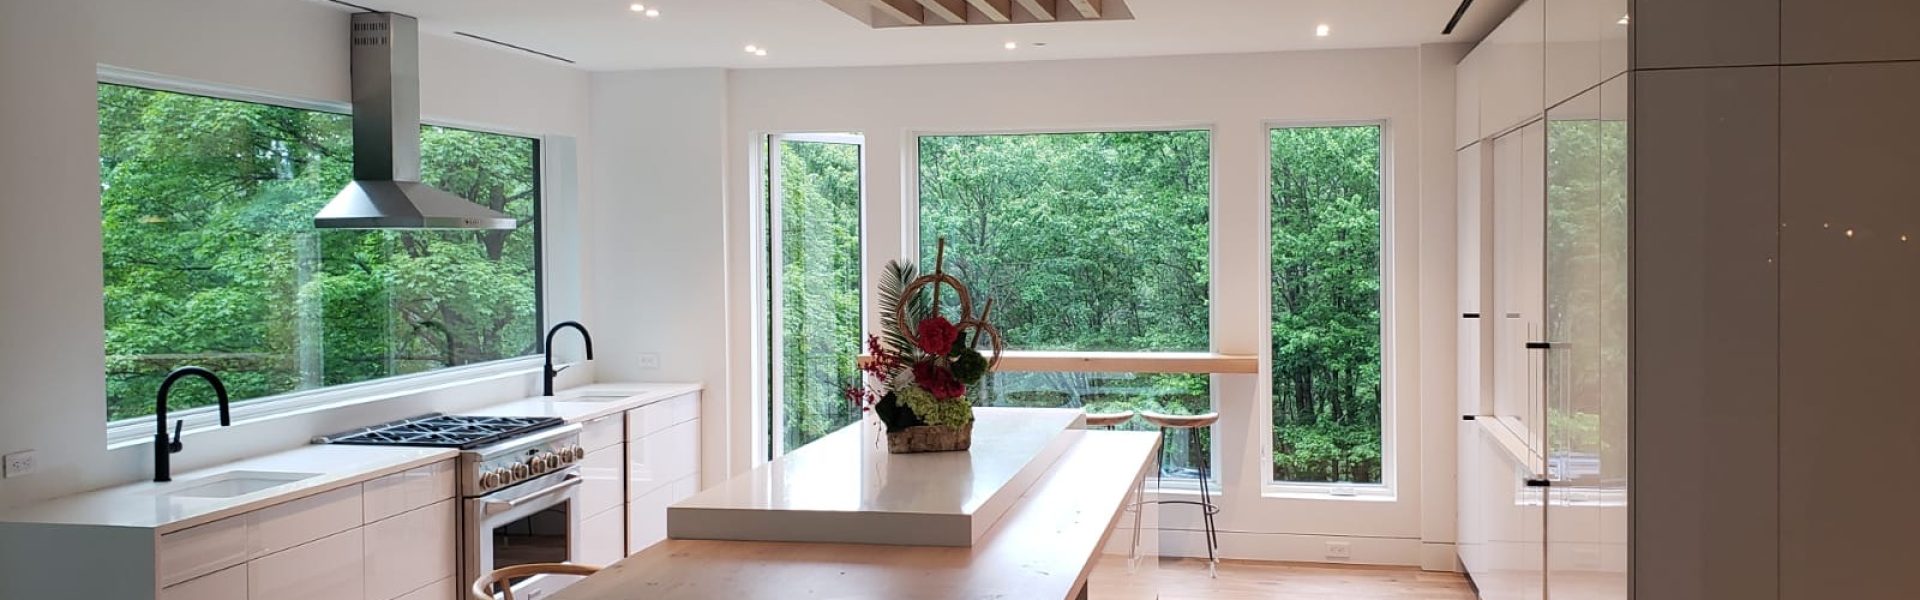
[364, 460, 455, 523]
[395, 578, 456, 600]
[158, 515, 249, 587]
[1490, 120, 1546, 453]
[1634, 0, 1778, 70]
[627, 401, 701, 500]
[1783, 0, 1920, 65]
[578, 504, 626, 566]
[627, 475, 699, 552]
[250, 528, 366, 600]
[1478, 0, 1545, 138]
[1456, 52, 1483, 150]
[1545, 0, 1628, 106]
[161, 564, 247, 600]
[363, 499, 457, 600]
[579, 444, 626, 517]
[1457, 143, 1492, 418]
[247, 484, 362, 559]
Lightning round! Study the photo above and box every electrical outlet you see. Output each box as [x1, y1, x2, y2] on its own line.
[1325, 541, 1352, 560]
[637, 353, 661, 369]
[4, 450, 37, 478]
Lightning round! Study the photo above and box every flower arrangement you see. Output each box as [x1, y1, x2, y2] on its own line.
[846, 239, 1002, 453]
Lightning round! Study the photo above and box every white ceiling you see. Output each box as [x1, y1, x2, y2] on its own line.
[313, 0, 1518, 71]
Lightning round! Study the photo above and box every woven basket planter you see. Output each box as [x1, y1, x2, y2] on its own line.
[886, 421, 973, 454]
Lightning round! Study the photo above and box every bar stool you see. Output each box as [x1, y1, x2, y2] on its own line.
[471, 563, 602, 600]
[1083, 408, 1135, 430]
[1140, 410, 1221, 577]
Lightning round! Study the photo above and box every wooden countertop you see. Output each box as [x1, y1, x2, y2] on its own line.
[551, 429, 1162, 600]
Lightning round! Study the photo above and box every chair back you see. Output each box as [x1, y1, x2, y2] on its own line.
[470, 563, 602, 600]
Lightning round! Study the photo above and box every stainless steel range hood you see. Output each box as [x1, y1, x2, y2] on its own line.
[314, 12, 517, 230]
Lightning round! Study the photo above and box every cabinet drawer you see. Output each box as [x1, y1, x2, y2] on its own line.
[625, 393, 699, 440]
[158, 515, 248, 587]
[364, 460, 455, 523]
[626, 418, 700, 500]
[627, 475, 699, 554]
[394, 577, 455, 600]
[364, 499, 456, 600]
[250, 528, 366, 600]
[248, 484, 363, 559]
[579, 446, 625, 516]
[160, 562, 246, 600]
[580, 414, 623, 453]
[579, 506, 626, 567]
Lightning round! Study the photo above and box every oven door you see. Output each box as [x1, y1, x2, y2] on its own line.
[465, 469, 585, 600]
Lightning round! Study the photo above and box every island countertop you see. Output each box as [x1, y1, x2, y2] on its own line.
[550, 428, 1161, 600]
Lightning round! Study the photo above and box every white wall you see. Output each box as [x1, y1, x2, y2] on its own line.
[0, 0, 590, 510]
[576, 48, 1463, 565]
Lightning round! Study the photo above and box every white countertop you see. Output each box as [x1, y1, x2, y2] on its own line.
[669, 407, 1084, 547]
[0, 444, 454, 534]
[466, 382, 704, 424]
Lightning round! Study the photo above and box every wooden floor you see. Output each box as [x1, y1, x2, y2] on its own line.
[1089, 556, 1477, 600]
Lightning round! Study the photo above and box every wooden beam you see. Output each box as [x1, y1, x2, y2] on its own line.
[870, 0, 923, 25]
[1066, 0, 1100, 18]
[965, 0, 1012, 22]
[914, 0, 968, 23]
[1012, 0, 1054, 21]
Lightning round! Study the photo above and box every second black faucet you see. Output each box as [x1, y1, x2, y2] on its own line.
[544, 321, 594, 397]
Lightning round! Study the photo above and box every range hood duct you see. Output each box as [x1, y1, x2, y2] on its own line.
[314, 12, 516, 230]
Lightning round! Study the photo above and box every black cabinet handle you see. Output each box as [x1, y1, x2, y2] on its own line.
[1461, 415, 1478, 421]
[1462, 312, 1481, 319]
[1525, 478, 1551, 488]
[1526, 341, 1552, 350]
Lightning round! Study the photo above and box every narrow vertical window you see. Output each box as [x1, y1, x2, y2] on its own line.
[1269, 125, 1385, 485]
[766, 134, 864, 455]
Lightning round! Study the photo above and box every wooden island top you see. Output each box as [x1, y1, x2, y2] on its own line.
[550, 428, 1161, 600]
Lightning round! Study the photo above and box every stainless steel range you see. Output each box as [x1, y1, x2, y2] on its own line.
[318, 414, 589, 600]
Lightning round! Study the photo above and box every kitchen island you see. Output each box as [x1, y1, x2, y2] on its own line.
[551, 408, 1162, 600]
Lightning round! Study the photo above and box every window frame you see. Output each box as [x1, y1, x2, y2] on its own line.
[1259, 119, 1398, 499]
[98, 67, 554, 447]
[904, 124, 1227, 487]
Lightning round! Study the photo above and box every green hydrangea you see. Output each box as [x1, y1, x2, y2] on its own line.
[899, 385, 973, 429]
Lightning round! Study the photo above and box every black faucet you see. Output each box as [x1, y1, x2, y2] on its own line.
[154, 366, 232, 483]
[544, 321, 594, 397]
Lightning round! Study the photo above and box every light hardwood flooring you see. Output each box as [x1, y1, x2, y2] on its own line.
[1089, 556, 1478, 599]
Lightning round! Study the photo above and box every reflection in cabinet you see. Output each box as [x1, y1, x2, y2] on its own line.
[1491, 121, 1546, 453]
[250, 528, 366, 600]
[628, 418, 701, 501]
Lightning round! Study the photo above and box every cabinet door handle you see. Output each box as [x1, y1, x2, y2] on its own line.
[1462, 312, 1481, 319]
[1524, 478, 1551, 488]
[1525, 341, 1552, 350]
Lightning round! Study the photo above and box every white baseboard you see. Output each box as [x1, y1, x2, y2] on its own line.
[1421, 542, 1463, 572]
[1144, 528, 1425, 566]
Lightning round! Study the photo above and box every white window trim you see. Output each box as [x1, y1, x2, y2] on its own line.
[96, 66, 558, 445]
[1259, 119, 1399, 499]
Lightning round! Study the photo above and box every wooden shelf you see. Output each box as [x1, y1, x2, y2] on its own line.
[860, 351, 1258, 374]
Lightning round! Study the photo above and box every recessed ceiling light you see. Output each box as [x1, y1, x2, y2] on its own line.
[628, 3, 644, 12]
[1617, 14, 1630, 25]
[756, 49, 768, 56]
[1316, 24, 1331, 37]
[1004, 41, 1018, 50]
[745, 45, 759, 53]
[645, 8, 660, 17]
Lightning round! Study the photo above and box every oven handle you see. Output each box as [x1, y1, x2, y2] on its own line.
[482, 473, 583, 515]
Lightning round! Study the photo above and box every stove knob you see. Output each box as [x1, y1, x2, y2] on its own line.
[559, 445, 578, 464]
[511, 462, 531, 480]
[531, 453, 551, 471]
[479, 470, 500, 489]
[545, 453, 563, 470]
[573, 446, 588, 461]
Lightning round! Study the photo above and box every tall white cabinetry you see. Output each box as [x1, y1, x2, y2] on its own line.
[1455, 0, 1628, 598]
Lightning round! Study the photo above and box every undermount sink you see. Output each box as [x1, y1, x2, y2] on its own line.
[163, 470, 322, 499]
[554, 393, 635, 403]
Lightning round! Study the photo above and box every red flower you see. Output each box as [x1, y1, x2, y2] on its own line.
[913, 361, 967, 400]
[915, 316, 961, 356]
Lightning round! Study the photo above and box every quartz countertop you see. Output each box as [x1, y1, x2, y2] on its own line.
[466, 382, 703, 424]
[0, 444, 455, 534]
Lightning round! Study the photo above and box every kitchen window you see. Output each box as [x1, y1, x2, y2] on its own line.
[1267, 124, 1385, 485]
[916, 130, 1216, 478]
[763, 133, 865, 456]
[99, 83, 541, 424]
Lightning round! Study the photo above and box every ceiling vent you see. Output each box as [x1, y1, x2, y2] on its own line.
[819, 0, 1134, 28]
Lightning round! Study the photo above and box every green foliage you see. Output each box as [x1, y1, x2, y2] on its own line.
[1269, 126, 1384, 484]
[898, 386, 973, 429]
[771, 140, 863, 453]
[99, 84, 537, 421]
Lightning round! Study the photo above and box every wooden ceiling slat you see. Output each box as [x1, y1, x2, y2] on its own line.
[1012, 0, 1055, 21]
[965, 0, 1012, 22]
[914, 0, 969, 23]
[870, 0, 924, 25]
[1067, 0, 1100, 18]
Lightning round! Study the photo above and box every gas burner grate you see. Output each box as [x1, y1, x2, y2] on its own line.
[316, 414, 565, 450]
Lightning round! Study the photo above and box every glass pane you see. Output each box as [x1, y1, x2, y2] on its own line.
[1268, 125, 1384, 484]
[973, 371, 1212, 479]
[1546, 96, 1603, 482]
[770, 138, 863, 453]
[99, 84, 539, 421]
[917, 131, 1210, 352]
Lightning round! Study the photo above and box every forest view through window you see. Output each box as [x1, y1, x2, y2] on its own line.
[766, 135, 863, 454]
[1269, 125, 1384, 484]
[100, 83, 541, 422]
[918, 131, 1212, 477]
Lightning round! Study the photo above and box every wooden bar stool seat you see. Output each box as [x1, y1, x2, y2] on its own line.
[1138, 410, 1222, 577]
[1139, 411, 1219, 429]
[1083, 409, 1136, 429]
[471, 563, 602, 600]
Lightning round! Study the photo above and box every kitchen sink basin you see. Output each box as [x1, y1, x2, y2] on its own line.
[554, 393, 635, 403]
[163, 470, 322, 499]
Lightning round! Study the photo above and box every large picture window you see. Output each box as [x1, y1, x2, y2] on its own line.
[764, 134, 864, 455]
[99, 83, 541, 422]
[1268, 125, 1384, 485]
[918, 130, 1213, 477]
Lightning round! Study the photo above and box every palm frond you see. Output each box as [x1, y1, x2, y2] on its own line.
[877, 259, 932, 359]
